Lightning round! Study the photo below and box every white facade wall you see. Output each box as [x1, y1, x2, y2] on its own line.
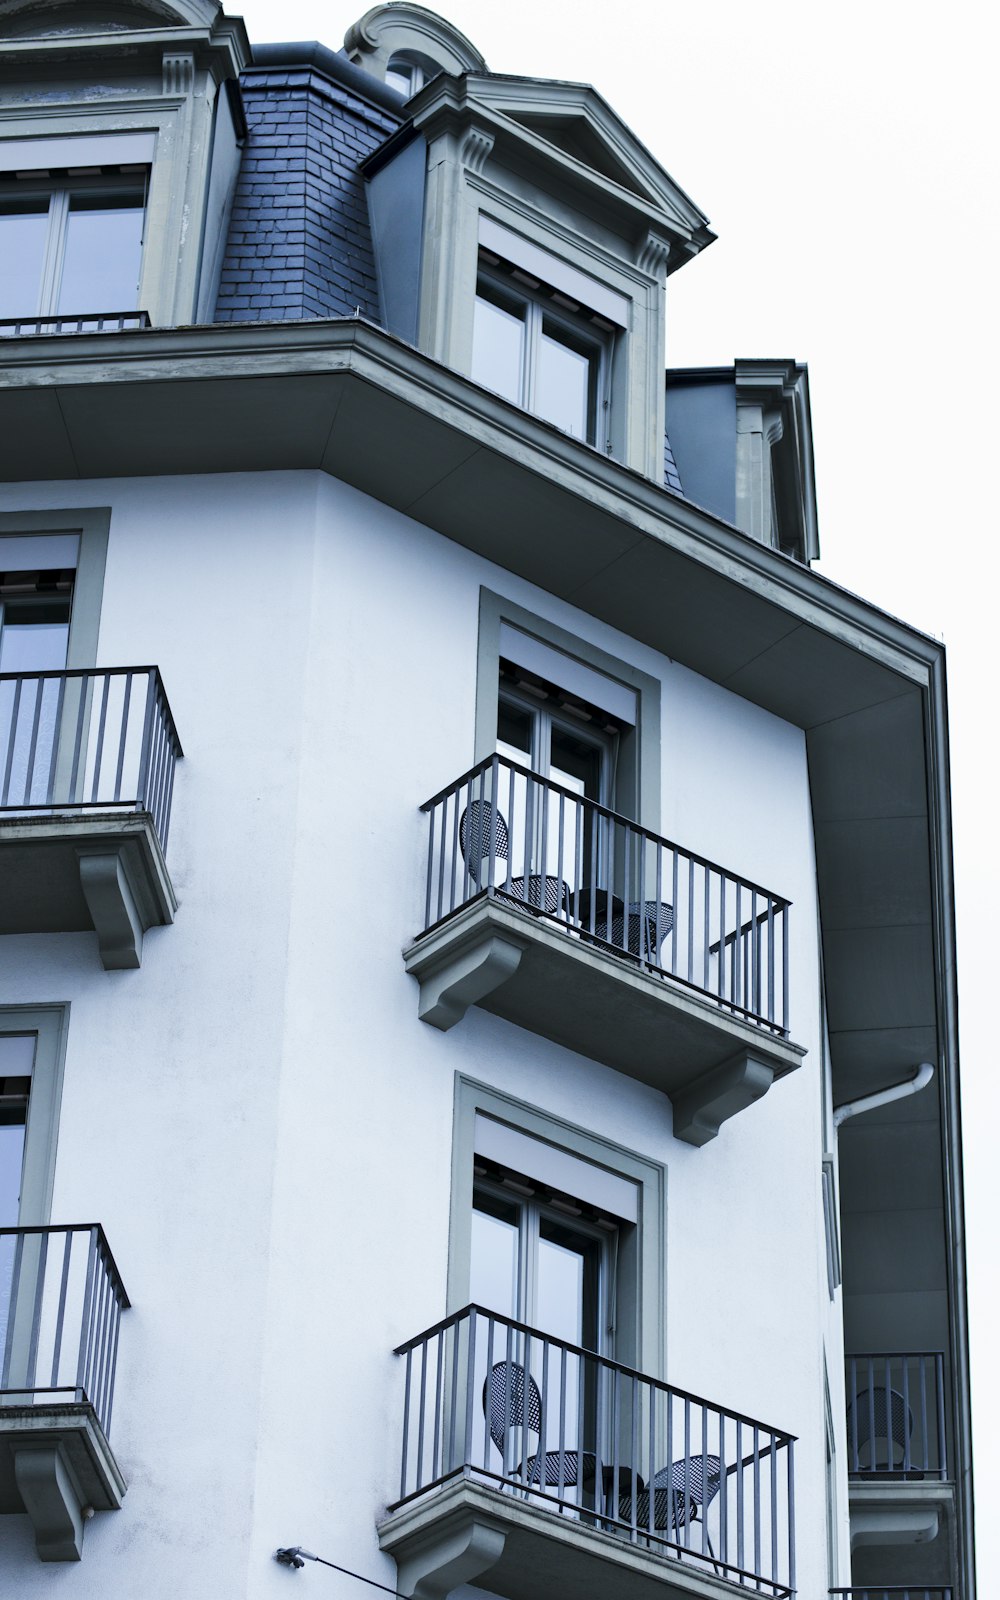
[0, 469, 845, 1595]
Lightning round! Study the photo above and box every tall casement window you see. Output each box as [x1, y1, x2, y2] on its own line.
[0, 564, 73, 807]
[0, 174, 147, 321]
[0, 1033, 32, 1231]
[472, 262, 611, 445]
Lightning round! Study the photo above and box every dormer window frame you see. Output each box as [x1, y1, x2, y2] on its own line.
[472, 252, 615, 449]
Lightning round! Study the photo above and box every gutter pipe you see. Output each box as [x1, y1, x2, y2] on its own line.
[833, 1062, 935, 1129]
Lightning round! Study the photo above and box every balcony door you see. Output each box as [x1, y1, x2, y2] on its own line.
[496, 666, 618, 899]
[0, 575, 71, 807]
[471, 1179, 615, 1495]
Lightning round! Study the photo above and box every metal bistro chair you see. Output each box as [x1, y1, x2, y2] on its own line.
[460, 797, 571, 917]
[621, 1454, 723, 1572]
[847, 1386, 914, 1474]
[577, 887, 674, 965]
[483, 1361, 645, 1522]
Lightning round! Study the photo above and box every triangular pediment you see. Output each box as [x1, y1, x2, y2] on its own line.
[454, 75, 712, 246]
[507, 111, 650, 199]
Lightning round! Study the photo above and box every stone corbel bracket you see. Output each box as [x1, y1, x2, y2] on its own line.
[405, 912, 526, 1031]
[670, 1050, 775, 1147]
[76, 814, 177, 971]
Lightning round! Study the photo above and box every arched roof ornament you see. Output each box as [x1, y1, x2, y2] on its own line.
[344, 3, 487, 84]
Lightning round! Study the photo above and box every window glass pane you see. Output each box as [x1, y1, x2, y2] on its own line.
[537, 1217, 602, 1348]
[537, 322, 592, 441]
[0, 200, 49, 319]
[57, 192, 144, 315]
[0, 595, 71, 672]
[550, 722, 606, 804]
[472, 291, 525, 406]
[471, 1191, 520, 1319]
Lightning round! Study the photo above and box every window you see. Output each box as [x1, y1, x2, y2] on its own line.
[0, 174, 146, 320]
[385, 53, 427, 97]
[0, 1034, 31, 1231]
[472, 1178, 617, 1356]
[0, 1010, 66, 1229]
[1, 562, 74, 806]
[472, 265, 609, 444]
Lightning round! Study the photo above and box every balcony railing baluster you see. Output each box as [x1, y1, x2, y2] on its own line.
[419, 754, 792, 1036]
[845, 1353, 948, 1480]
[391, 1305, 796, 1599]
[0, 1225, 129, 1441]
[0, 666, 181, 852]
[0, 311, 151, 338]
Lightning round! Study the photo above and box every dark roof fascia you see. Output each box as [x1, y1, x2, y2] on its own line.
[666, 366, 736, 384]
[248, 40, 406, 116]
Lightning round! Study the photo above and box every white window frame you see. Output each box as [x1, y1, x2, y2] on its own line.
[473, 260, 612, 448]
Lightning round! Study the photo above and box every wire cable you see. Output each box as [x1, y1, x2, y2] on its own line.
[275, 1549, 407, 1597]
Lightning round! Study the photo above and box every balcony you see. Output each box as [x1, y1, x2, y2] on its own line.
[0, 667, 181, 967]
[845, 1353, 954, 1561]
[0, 1225, 129, 1560]
[379, 1306, 796, 1600]
[0, 311, 151, 338]
[404, 756, 805, 1144]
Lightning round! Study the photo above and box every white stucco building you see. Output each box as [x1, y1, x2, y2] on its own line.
[0, 4, 974, 1599]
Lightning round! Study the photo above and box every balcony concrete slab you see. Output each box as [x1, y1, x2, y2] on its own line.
[0, 810, 176, 966]
[404, 898, 805, 1144]
[379, 1477, 768, 1600]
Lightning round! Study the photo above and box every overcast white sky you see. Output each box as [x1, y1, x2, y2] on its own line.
[235, 0, 997, 1579]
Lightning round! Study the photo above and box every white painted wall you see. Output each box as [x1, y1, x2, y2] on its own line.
[0, 469, 842, 1596]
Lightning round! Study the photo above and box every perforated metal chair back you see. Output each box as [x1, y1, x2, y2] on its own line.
[483, 1360, 542, 1460]
[847, 1386, 913, 1468]
[627, 1454, 723, 1534]
[460, 798, 509, 889]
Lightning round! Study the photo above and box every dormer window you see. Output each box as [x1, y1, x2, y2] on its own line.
[0, 175, 146, 322]
[472, 264, 609, 445]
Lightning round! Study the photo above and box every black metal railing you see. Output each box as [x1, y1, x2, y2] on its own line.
[0, 666, 182, 851]
[0, 311, 150, 337]
[0, 1225, 129, 1440]
[391, 1305, 796, 1598]
[831, 1590, 953, 1599]
[846, 1354, 948, 1479]
[419, 755, 791, 1035]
